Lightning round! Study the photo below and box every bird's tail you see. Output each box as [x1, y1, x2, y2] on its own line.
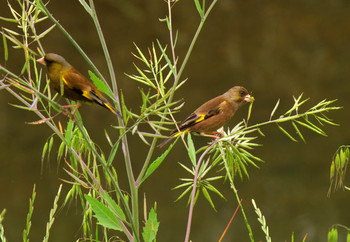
[158, 130, 187, 148]
[158, 137, 174, 148]
[89, 90, 122, 118]
[103, 102, 122, 118]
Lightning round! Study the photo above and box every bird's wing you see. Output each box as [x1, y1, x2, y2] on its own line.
[63, 68, 121, 117]
[62, 68, 103, 103]
[171, 97, 225, 135]
[62, 68, 93, 90]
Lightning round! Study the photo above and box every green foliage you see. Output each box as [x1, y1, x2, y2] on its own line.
[23, 185, 36, 242]
[328, 225, 350, 242]
[142, 206, 159, 242]
[88, 70, 114, 99]
[85, 194, 125, 231]
[252, 199, 271, 242]
[0, 0, 344, 241]
[328, 145, 349, 196]
[173, 134, 224, 211]
[328, 227, 338, 242]
[43, 185, 63, 242]
[0, 209, 6, 242]
[140, 139, 178, 185]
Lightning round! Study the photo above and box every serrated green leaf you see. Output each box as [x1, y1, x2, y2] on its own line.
[142, 207, 159, 242]
[85, 195, 122, 231]
[88, 70, 114, 99]
[102, 192, 126, 222]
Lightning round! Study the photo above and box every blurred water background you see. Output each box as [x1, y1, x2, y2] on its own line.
[0, 0, 350, 241]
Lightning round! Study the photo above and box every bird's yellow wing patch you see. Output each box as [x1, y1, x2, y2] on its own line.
[82, 90, 93, 101]
[173, 129, 189, 138]
[194, 114, 206, 123]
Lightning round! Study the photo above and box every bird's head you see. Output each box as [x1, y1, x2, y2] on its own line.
[225, 86, 255, 105]
[37, 53, 71, 71]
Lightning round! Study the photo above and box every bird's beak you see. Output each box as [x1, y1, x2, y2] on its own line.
[244, 94, 255, 103]
[36, 57, 46, 65]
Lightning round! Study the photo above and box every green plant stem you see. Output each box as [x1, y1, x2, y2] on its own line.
[74, 121, 138, 239]
[38, 1, 139, 237]
[88, 0, 119, 101]
[218, 143, 254, 241]
[2, 66, 138, 239]
[241, 106, 341, 133]
[137, 0, 219, 184]
[185, 138, 219, 242]
[231, 183, 254, 241]
[70, 148, 133, 241]
[87, 0, 139, 237]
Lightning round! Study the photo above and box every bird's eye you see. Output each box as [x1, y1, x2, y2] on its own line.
[239, 91, 246, 96]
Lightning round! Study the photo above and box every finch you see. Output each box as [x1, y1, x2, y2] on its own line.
[159, 86, 254, 147]
[37, 53, 121, 117]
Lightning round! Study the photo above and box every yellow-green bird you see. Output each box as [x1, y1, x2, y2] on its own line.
[159, 86, 254, 147]
[37, 53, 121, 117]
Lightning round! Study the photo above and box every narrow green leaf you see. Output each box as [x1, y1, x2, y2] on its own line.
[157, 39, 176, 77]
[2, 34, 8, 61]
[194, 0, 203, 17]
[137, 131, 150, 145]
[295, 120, 326, 136]
[315, 115, 339, 126]
[202, 187, 216, 211]
[133, 42, 150, 66]
[277, 124, 298, 142]
[175, 185, 193, 202]
[292, 121, 306, 143]
[270, 99, 280, 120]
[205, 183, 225, 200]
[140, 139, 177, 184]
[85, 195, 122, 231]
[57, 142, 66, 161]
[247, 101, 253, 122]
[65, 119, 74, 146]
[178, 162, 195, 175]
[41, 141, 48, 163]
[78, 0, 92, 15]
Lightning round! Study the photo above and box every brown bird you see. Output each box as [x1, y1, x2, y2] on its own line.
[159, 86, 254, 147]
[37, 53, 121, 117]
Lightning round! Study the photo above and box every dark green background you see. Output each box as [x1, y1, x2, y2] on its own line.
[1, 0, 350, 241]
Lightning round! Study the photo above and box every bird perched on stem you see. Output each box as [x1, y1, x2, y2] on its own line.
[37, 53, 121, 118]
[159, 86, 254, 148]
